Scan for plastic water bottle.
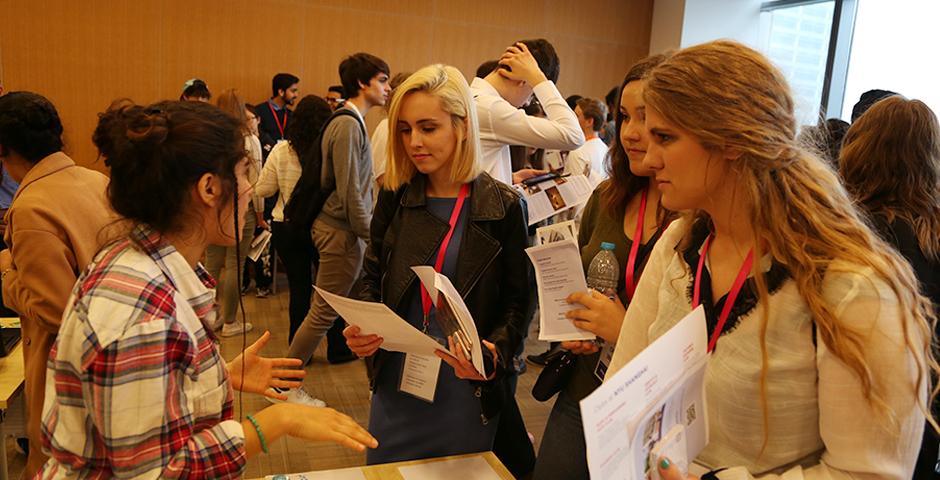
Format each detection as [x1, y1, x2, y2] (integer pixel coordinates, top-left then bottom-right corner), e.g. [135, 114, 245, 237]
[586, 242, 619, 300]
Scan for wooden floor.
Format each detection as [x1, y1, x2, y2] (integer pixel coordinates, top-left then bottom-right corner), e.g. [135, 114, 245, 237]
[6, 275, 557, 479]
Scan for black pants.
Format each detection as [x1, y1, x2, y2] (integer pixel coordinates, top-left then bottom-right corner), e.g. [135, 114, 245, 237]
[271, 221, 316, 342]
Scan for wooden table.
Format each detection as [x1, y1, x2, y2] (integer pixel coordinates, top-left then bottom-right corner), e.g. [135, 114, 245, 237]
[257, 451, 515, 480]
[0, 317, 25, 480]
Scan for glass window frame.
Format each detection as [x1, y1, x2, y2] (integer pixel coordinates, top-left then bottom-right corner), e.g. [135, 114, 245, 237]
[760, 0, 858, 122]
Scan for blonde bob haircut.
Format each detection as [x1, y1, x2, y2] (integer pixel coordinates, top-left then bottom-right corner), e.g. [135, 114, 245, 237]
[383, 64, 482, 190]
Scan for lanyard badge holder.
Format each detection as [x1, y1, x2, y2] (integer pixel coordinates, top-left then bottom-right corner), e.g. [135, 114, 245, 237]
[399, 184, 471, 403]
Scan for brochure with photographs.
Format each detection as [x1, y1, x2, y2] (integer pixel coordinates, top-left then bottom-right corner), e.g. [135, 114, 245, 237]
[411, 266, 486, 377]
[515, 174, 594, 225]
[580, 307, 709, 480]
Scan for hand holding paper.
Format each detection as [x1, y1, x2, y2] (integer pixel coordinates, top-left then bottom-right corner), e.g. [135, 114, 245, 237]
[343, 325, 384, 358]
[526, 241, 595, 341]
[564, 290, 627, 343]
[314, 287, 444, 357]
[412, 266, 487, 377]
[579, 307, 709, 480]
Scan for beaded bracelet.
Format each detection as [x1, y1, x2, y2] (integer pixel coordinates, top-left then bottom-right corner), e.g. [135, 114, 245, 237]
[246, 414, 269, 454]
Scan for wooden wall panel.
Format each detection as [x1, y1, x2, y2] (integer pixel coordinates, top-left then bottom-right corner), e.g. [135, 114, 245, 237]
[0, 0, 652, 171]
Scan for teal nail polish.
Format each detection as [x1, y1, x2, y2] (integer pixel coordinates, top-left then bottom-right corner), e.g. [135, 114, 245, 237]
[659, 457, 671, 470]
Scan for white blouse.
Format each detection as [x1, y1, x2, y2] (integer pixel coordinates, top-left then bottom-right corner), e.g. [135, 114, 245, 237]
[606, 219, 926, 479]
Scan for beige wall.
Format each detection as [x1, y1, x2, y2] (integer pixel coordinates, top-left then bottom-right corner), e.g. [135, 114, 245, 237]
[0, 0, 652, 172]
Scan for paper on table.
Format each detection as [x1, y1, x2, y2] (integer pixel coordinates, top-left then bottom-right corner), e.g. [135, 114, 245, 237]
[264, 466, 366, 480]
[314, 287, 445, 357]
[411, 266, 485, 377]
[580, 306, 709, 480]
[398, 455, 502, 480]
[526, 241, 595, 341]
[516, 174, 593, 225]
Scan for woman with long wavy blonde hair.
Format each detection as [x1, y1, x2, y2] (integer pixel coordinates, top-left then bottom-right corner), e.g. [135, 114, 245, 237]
[840, 94, 940, 478]
[569, 40, 937, 479]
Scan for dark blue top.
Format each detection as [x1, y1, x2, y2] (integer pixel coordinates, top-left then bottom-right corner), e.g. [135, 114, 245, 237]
[366, 196, 498, 464]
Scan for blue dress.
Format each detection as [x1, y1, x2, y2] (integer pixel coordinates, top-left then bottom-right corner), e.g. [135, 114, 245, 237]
[366, 197, 498, 464]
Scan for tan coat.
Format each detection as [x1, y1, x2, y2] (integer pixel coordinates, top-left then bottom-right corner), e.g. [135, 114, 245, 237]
[2, 152, 114, 476]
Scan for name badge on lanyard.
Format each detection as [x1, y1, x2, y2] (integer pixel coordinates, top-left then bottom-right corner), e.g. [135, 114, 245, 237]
[399, 184, 470, 403]
[400, 353, 441, 403]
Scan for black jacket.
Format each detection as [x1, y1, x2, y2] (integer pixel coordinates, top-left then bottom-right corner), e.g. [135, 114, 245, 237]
[361, 172, 532, 420]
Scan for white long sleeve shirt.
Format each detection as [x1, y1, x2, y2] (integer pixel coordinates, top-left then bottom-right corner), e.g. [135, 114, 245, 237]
[607, 219, 926, 480]
[470, 77, 585, 185]
[254, 141, 301, 222]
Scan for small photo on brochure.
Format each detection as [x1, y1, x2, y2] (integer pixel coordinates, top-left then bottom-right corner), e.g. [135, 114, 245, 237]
[553, 176, 568, 185]
[545, 186, 567, 211]
[535, 220, 578, 246]
[526, 183, 543, 195]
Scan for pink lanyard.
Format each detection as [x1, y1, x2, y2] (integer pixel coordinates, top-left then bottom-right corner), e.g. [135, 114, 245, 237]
[624, 188, 648, 302]
[420, 184, 470, 332]
[692, 235, 754, 353]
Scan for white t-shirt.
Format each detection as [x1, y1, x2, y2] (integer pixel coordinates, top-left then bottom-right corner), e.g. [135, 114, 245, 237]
[370, 117, 389, 182]
[563, 137, 608, 188]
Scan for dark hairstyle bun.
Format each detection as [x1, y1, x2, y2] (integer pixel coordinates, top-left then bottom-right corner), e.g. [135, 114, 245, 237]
[93, 100, 244, 233]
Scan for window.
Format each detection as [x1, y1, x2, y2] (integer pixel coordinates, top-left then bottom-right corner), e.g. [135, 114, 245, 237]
[840, 0, 940, 120]
[758, 1, 836, 126]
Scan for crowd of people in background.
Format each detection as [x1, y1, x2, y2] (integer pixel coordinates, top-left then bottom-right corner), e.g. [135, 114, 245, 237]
[0, 34, 937, 480]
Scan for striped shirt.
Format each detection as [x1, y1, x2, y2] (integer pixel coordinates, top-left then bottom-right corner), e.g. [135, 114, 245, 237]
[39, 225, 247, 479]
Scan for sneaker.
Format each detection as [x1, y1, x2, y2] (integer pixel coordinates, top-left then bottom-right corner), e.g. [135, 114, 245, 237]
[220, 321, 253, 337]
[255, 287, 271, 298]
[266, 386, 326, 408]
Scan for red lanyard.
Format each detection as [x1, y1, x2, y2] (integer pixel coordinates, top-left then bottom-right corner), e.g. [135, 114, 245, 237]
[624, 188, 648, 302]
[693, 235, 754, 352]
[267, 102, 287, 139]
[420, 184, 470, 332]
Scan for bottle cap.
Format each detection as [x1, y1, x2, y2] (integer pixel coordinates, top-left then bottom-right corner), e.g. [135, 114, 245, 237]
[600, 242, 616, 251]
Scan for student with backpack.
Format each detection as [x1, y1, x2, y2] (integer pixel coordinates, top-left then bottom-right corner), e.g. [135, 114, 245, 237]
[273, 52, 391, 407]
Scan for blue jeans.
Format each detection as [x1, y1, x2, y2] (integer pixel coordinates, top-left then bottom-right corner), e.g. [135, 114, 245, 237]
[533, 389, 590, 480]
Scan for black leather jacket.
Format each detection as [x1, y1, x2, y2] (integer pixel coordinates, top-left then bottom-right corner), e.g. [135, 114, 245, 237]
[361, 172, 532, 421]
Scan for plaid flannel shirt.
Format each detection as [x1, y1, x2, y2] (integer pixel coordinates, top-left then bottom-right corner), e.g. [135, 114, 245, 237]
[39, 225, 247, 479]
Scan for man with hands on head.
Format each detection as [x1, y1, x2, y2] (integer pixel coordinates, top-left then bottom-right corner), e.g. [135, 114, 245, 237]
[471, 39, 585, 186]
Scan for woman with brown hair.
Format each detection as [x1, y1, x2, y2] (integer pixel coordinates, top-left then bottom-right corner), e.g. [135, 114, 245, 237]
[532, 53, 673, 480]
[569, 40, 936, 479]
[39, 100, 376, 478]
[206, 88, 264, 336]
[840, 95, 940, 478]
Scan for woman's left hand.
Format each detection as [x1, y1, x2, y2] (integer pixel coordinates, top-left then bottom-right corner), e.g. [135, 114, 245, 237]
[227, 330, 306, 400]
[565, 290, 627, 344]
[436, 337, 498, 381]
[655, 457, 698, 480]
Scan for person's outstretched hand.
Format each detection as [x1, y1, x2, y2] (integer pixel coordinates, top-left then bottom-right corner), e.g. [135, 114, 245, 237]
[227, 330, 305, 401]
